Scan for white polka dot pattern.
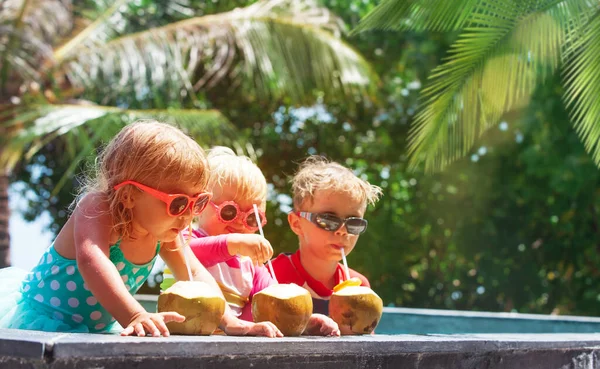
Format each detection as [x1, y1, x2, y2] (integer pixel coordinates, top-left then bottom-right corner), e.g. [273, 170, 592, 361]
[68, 298, 79, 308]
[21, 241, 159, 332]
[50, 297, 61, 307]
[90, 311, 102, 321]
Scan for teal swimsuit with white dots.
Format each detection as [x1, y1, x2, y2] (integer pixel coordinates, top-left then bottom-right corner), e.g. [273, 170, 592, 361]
[0, 240, 159, 333]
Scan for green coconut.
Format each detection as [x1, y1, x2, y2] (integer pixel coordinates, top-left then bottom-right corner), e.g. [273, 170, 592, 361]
[252, 283, 313, 336]
[157, 281, 226, 335]
[329, 285, 383, 335]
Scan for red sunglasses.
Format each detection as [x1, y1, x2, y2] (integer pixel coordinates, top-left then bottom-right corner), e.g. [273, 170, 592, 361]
[210, 201, 267, 231]
[114, 180, 212, 217]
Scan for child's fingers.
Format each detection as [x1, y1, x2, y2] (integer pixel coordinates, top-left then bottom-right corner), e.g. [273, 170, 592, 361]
[134, 323, 146, 336]
[258, 240, 272, 264]
[264, 322, 283, 338]
[121, 325, 135, 336]
[161, 311, 186, 323]
[264, 240, 274, 260]
[153, 317, 171, 337]
[143, 320, 161, 337]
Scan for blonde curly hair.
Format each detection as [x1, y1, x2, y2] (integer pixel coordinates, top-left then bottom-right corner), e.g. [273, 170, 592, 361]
[291, 156, 382, 210]
[80, 120, 209, 240]
[206, 146, 267, 203]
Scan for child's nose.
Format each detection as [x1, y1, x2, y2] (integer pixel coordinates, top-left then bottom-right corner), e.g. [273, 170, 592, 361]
[334, 223, 349, 236]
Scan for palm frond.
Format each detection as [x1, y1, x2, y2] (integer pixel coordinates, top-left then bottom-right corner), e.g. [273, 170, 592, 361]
[53, 0, 132, 63]
[352, 0, 481, 33]
[0, 102, 236, 171]
[0, 0, 72, 92]
[563, 9, 600, 165]
[406, 1, 572, 171]
[57, 0, 377, 106]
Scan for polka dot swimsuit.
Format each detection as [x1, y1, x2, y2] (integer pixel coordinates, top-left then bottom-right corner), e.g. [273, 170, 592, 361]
[20, 241, 160, 333]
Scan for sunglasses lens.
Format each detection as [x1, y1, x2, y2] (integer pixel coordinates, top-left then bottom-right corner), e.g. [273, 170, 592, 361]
[169, 196, 189, 216]
[192, 195, 210, 215]
[220, 204, 238, 221]
[345, 218, 368, 235]
[246, 212, 266, 228]
[314, 213, 342, 232]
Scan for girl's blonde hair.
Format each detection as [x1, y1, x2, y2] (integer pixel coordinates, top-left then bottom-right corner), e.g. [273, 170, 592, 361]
[291, 156, 382, 209]
[81, 120, 209, 240]
[207, 146, 267, 203]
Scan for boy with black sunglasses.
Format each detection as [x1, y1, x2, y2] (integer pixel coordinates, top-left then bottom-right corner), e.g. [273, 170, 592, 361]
[271, 156, 382, 316]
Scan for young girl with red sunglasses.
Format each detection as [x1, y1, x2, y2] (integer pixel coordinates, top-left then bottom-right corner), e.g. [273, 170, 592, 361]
[0, 121, 281, 338]
[182, 147, 340, 336]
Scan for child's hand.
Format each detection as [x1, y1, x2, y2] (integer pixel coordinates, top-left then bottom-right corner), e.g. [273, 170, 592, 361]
[303, 314, 341, 336]
[121, 311, 185, 337]
[246, 321, 284, 337]
[226, 234, 273, 265]
[221, 314, 283, 337]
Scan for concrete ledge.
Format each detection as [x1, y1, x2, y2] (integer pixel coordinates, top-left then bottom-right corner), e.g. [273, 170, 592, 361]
[2, 329, 600, 369]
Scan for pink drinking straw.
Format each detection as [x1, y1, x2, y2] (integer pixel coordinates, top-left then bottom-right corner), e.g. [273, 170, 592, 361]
[253, 204, 278, 284]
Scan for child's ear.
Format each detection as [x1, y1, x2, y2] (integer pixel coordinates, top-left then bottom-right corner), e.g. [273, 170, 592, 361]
[119, 189, 136, 209]
[288, 212, 302, 236]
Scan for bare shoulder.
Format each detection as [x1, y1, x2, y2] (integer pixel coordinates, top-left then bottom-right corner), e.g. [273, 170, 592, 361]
[75, 192, 111, 216]
[54, 192, 113, 258]
[72, 192, 114, 240]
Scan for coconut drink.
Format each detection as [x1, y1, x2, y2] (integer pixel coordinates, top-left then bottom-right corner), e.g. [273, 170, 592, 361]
[252, 283, 313, 336]
[329, 278, 383, 335]
[157, 280, 226, 335]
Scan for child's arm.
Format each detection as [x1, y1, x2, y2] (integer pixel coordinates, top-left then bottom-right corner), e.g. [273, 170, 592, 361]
[188, 233, 233, 267]
[160, 240, 283, 338]
[74, 194, 184, 337]
[224, 234, 273, 265]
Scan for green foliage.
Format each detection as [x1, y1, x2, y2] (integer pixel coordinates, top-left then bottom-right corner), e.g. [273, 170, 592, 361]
[11, 0, 600, 319]
[354, 0, 600, 172]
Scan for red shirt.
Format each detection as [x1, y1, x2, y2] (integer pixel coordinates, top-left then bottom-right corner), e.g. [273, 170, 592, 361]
[270, 250, 370, 315]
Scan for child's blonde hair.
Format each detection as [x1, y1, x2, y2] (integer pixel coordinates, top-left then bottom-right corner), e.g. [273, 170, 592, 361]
[82, 120, 209, 240]
[291, 156, 382, 210]
[207, 146, 267, 203]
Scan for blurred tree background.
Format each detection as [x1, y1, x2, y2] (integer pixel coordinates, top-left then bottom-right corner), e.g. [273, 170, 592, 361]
[7, 0, 600, 317]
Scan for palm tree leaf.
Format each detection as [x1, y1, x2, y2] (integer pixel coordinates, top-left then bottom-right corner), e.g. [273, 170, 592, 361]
[53, 0, 132, 63]
[57, 0, 377, 106]
[0, 0, 72, 92]
[0, 103, 236, 171]
[352, 0, 481, 33]
[407, 0, 574, 171]
[563, 9, 600, 165]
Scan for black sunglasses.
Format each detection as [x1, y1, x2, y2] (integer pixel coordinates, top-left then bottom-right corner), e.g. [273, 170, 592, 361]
[296, 212, 368, 235]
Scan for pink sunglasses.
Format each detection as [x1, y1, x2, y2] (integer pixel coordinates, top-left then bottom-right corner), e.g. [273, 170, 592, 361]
[210, 201, 267, 231]
[114, 180, 212, 217]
